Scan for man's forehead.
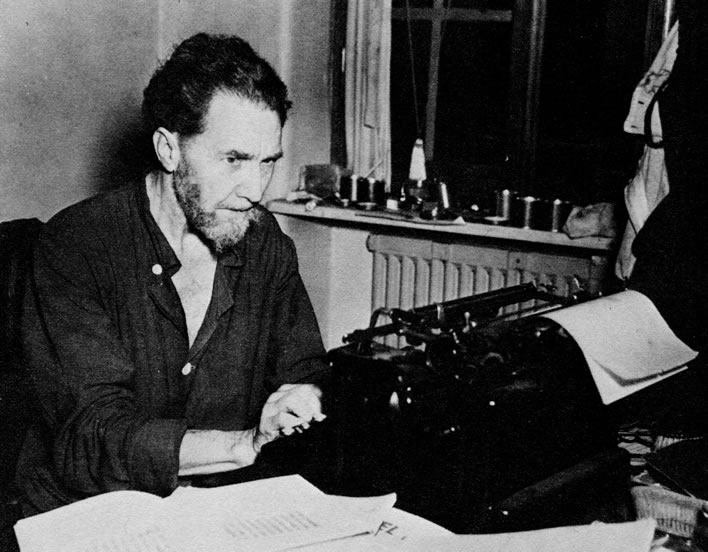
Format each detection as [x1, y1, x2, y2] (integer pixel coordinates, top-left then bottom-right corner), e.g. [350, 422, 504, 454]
[200, 92, 282, 153]
[205, 92, 278, 125]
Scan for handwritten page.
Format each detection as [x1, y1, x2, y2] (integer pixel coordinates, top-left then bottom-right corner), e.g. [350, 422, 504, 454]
[543, 290, 698, 404]
[294, 506, 453, 551]
[397, 519, 657, 552]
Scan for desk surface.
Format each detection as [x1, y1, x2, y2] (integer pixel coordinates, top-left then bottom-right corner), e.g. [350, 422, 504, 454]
[267, 199, 615, 253]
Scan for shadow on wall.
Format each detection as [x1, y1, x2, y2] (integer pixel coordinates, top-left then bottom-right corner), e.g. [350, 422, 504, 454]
[89, 106, 153, 192]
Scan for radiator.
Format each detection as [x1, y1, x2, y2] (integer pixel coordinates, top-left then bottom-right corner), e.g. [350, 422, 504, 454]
[367, 233, 605, 346]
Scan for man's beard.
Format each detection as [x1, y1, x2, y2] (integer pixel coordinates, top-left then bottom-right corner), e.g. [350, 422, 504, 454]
[172, 160, 261, 255]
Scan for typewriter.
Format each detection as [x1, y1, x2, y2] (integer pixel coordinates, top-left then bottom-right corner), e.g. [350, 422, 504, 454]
[327, 282, 632, 532]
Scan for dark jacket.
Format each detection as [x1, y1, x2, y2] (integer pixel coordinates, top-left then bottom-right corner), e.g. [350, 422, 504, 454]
[17, 182, 328, 514]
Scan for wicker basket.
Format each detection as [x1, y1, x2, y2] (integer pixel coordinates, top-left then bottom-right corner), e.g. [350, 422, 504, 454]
[632, 485, 708, 538]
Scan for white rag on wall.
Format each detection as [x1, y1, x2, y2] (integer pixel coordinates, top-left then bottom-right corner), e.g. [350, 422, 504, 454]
[615, 22, 679, 280]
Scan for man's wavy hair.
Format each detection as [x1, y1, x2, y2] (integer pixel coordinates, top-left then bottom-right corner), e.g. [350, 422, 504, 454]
[142, 33, 292, 169]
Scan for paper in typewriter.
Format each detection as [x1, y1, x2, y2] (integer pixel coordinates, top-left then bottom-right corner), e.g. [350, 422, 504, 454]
[542, 290, 698, 404]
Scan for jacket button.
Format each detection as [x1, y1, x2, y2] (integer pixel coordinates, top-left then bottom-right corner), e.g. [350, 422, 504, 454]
[181, 363, 193, 376]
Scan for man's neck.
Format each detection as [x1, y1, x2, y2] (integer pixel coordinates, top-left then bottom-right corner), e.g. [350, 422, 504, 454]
[146, 173, 216, 346]
[145, 171, 212, 260]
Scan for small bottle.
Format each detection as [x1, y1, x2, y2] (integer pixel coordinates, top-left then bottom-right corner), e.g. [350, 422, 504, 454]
[438, 179, 451, 210]
[408, 180, 426, 211]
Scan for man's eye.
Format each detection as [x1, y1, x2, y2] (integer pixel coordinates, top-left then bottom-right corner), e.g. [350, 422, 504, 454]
[226, 157, 238, 164]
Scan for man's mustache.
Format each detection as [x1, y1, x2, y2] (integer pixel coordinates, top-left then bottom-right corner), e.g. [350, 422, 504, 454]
[215, 201, 254, 212]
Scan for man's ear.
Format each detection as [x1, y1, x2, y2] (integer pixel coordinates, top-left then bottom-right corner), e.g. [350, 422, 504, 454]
[152, 127, 181, 172]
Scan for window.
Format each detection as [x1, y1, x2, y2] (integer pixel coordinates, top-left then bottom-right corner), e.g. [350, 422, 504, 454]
[332, 0, 668, 209]
[391, 0, 516, 207]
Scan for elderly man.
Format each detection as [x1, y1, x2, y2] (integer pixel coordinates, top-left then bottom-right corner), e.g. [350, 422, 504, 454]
[17, 33, 329, 515]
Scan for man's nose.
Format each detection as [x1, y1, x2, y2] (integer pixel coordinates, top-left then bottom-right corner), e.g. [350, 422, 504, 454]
[234, 165, 265, 204]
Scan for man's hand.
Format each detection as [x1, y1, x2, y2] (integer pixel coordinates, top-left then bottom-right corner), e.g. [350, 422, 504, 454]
[253, 383, 326, 453]
[178, 384, 325, 476]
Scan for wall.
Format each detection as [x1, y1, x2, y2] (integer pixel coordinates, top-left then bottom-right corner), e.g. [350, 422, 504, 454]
[0, 0, 351, 346]
[0, 1, 157, 221]
[0, 0, 333, 221]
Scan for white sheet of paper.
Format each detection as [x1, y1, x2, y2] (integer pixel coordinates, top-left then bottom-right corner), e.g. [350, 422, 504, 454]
[15, 475, 397, 552]
[397, 519, 657, 552]
[160, 475, 396, 552]
[543, 290, 697, 404]
[14, 490, 176, 552]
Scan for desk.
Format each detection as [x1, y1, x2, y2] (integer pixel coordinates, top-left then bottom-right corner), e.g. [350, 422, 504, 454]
[187, 422, 634, 535]
[3, 415, 638, 549]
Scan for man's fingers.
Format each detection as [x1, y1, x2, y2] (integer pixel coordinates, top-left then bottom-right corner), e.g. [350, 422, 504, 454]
[262, 397, 319, 422]
[270, 411, 308, 435]
[265, 384, 324, 421]
[257, 384, 326, 442]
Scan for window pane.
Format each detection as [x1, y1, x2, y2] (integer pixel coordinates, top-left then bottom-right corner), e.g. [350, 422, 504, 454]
[391, 19, 431, 188]
[434, 20, 511, 167]
[536, 0, 649, 204]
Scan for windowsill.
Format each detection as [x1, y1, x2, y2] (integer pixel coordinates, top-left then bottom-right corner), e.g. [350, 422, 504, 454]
[267, 199, 615, 252]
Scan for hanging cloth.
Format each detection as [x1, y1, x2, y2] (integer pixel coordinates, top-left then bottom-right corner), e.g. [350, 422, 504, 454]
[345, 0, 392, 188]
[615, 22, 679, 281]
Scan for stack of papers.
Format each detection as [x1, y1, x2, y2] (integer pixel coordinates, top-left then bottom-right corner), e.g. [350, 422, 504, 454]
[15, 475, 396, 552]
[15, 474, 658, 551]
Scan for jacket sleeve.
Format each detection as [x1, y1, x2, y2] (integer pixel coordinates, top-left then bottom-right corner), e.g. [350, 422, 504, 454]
[23, 223, 187, 498]
[267, 231, 331, 392]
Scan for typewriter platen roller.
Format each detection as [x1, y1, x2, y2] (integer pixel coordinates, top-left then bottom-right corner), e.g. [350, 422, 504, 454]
[328, 282, 623, 532]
